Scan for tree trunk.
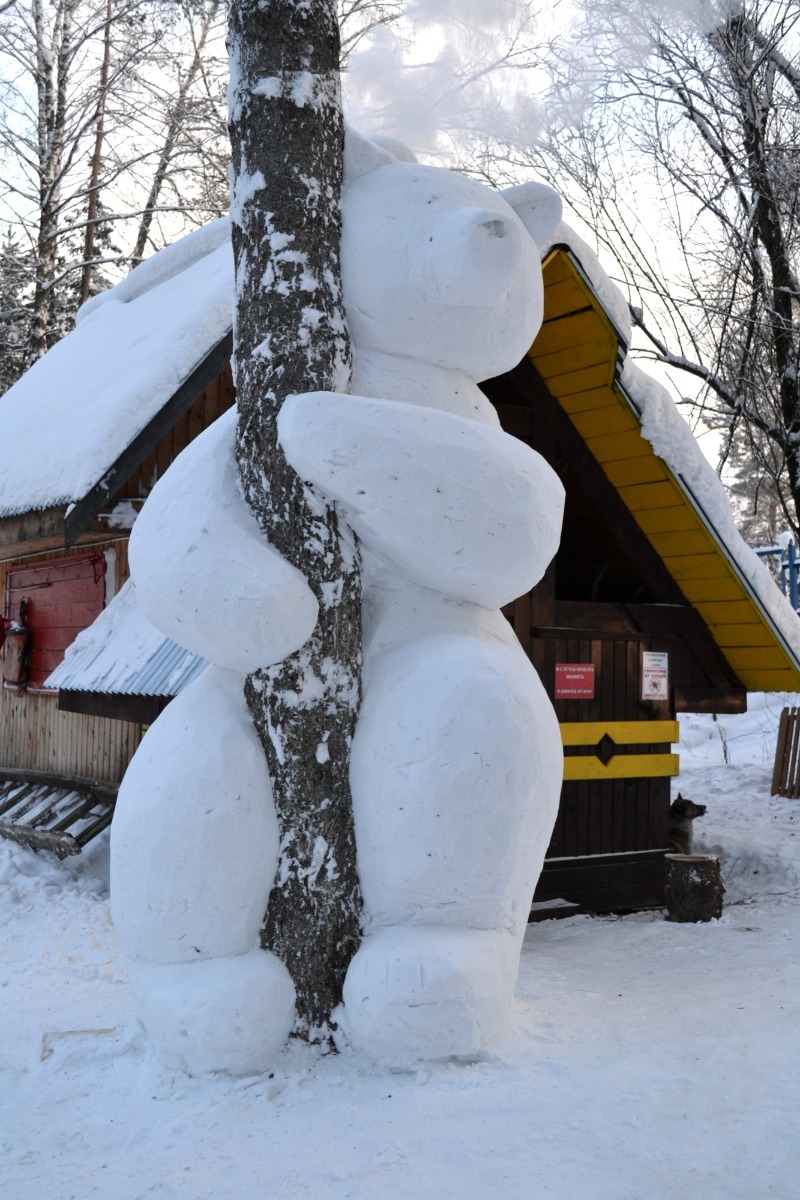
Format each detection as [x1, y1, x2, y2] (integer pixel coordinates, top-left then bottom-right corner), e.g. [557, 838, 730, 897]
[130, 0, 223, 268]
[80, 0, 112, 305]
[228, 0, 362, 1041]
[717, 14, 800, 532]
[29, 0, 78, 361]
[665, 855, 725, 923]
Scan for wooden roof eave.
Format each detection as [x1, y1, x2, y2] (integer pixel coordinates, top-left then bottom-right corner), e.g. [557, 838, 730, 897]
[0, 330, 233, 560]
[63, 328, 233, 548]
[63, 333, 235, 549]
[0, 504, 69, 559]
[531, 245, 800, 694]
[617, 375, 800, 687]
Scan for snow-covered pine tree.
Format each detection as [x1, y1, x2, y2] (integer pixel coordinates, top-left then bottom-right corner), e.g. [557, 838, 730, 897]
[0, 231, 32, 395]
[227, 0, 362, 1039]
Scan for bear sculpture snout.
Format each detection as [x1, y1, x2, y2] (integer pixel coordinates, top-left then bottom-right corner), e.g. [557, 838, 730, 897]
[430, 207, 525, 306]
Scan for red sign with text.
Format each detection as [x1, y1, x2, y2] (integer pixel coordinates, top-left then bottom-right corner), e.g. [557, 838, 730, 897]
[555, 663, 595, 699]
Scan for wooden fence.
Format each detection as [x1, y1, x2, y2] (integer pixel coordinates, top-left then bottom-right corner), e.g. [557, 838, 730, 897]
[771, 707, 800, 797]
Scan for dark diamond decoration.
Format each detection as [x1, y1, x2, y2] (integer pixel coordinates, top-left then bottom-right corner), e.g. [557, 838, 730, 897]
[595, 733, 617, 766]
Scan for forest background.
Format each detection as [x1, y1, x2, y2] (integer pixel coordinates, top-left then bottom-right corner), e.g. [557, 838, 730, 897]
[1, 0, 798, 547]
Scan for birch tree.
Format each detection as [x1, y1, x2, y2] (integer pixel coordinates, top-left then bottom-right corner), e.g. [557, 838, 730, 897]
[0, 0, 231, 374]
[0, 0, 160, 359]
[128, 0, 229, 267]
[228, 0, 362, 1038]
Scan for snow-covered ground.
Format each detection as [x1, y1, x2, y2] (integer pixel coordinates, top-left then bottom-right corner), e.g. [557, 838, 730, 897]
[2, 693, 798, 1200]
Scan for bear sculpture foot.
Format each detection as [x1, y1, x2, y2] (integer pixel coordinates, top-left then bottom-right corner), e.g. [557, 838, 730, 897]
[342, 924, 517, 1065]
[128, 949, 296, 1076]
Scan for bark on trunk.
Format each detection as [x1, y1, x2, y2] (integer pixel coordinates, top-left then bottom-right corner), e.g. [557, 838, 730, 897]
[29, 0, 78, 361]
[717, 15, 800, 531]
[228, 0, 362, 1040]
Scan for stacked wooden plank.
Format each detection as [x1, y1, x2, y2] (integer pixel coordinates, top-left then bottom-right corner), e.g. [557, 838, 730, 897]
[0, 769, 116, 858]
[772, 707, 800, 798]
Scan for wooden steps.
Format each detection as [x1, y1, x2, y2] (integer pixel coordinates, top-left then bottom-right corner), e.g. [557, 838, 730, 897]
[0, 769, 116, 858]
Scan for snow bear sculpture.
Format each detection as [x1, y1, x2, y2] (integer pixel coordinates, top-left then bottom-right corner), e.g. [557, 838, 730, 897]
[111, 133, 566, 1074]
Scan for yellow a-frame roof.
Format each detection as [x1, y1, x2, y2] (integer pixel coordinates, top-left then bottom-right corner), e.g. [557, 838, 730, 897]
[530, 245, 800, 694]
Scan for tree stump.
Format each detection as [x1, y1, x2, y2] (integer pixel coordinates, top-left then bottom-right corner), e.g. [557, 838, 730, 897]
[665, 854, 724, 922]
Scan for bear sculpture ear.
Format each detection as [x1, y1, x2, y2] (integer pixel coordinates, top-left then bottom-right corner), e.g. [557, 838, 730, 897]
[501, 181, 562, 250]
[344, 126, 398, 183]
[370, 134, 418, 164]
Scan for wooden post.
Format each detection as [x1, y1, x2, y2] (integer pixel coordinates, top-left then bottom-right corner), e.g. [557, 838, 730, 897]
[665, 854, 724, 922]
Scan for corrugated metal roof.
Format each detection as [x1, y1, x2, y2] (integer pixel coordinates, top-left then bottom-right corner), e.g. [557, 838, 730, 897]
[45, 580, 206, 697]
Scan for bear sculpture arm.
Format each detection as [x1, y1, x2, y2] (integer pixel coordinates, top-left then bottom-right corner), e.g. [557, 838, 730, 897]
[278, 390, 565, 609]
[128, 408, 319, 673]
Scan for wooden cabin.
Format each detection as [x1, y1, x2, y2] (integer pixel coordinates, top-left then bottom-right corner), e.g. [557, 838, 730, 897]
[0, 222, 235, 852]
[0, 357, 233, 855]
[486, 243, 800, 910]
[2, 219, 799, 901]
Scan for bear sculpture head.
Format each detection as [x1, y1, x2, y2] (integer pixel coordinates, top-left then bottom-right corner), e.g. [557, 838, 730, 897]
[341, 131, 562, 381]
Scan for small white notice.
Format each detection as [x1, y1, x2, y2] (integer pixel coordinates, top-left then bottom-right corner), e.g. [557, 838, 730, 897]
[642, 651, 669, 700]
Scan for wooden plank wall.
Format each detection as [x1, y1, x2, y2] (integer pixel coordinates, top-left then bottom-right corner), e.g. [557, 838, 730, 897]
[0, 686, 140, 782]
[523, 620, 672, 859]
[0, 366, 235, 786]
[1, 543, 141, 784]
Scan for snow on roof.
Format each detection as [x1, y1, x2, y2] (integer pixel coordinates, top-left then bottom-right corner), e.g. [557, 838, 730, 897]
[621, 359, 800, 664]
[45, 580, 206, 696]
[8, 202, 798, 687]
[0, 218, 233, 519]
[545, 221, 633, 347]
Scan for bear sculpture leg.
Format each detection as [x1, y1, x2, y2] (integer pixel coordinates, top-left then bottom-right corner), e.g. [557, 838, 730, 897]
[111, 667, 296, 1075]
[342, 631, 563, 1062]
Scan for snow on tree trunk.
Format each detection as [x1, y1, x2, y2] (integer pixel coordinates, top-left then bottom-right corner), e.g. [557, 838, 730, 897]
[227, 0, 362, 1039]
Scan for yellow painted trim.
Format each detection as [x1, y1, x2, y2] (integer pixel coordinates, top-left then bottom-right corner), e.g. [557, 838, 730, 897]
[559, 385, 624, 415]
[536, 310, 610, 355]
[722, 646, 790, 670]
[585, 429, 650, 463]
[529, 246, 800, 694]
[563, 753, 680, 781]
[569, 405, 637, 439]
[688, 600, 762, 624]
[603, 457, 668, 487]
[534, 338, 617, 383]
[648, 530, 718, 558]
[666, 554, 730, 582]
[633, 505, 706, 535]
[676, 578, 748, 602]
[543, 277, 593, 312]
[616, 481, 678, 509]
[546, 364, 613, 399]
[540, 248, 575, 285]
[560, 720, 679, 746]
[713, 633, 778, 652]
[732, 669, 800, 689]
